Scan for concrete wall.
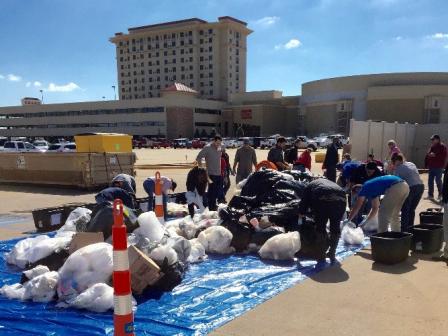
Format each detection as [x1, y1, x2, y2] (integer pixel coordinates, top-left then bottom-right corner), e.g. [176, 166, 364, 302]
[305, 104, 337, 136]
[367, 99, 425, 124]
[166, 107, 193, 138]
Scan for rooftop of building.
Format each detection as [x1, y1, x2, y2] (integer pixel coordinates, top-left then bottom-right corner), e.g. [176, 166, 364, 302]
[161, 82, 198, 94]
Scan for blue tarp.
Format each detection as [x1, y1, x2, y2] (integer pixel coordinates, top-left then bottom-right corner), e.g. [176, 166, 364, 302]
[0, 235, 369, 336]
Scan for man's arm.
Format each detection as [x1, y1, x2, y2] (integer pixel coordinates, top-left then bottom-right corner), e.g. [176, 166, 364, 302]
[365, 197, 380, 221]
[233, 149, 239, 172]
[348, 195, 367, 222]
[252, 150, 258, 168]
[196, 147, 207, 164]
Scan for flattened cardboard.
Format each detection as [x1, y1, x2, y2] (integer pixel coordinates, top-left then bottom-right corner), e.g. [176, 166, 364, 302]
[128, 245, 163, 294]
[69, 232, 104, 254]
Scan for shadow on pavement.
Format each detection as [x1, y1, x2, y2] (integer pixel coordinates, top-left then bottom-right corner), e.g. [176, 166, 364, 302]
[309, 264, 350, 284]
[356, 251, 418, 274]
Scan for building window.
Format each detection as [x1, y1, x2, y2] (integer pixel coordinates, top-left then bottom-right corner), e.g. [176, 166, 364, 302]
[189, 56, 193, 62]
[189, 39, 193, 44]
[171, 41, 175, 47]
[149, 69, 152, 74]
[189, 65, 193, 70]
[209, 89, 213, 95]
[208, 29, 213, 34]
[181, 49, 184, 54]
[181, 57, 184, 63]
[181, 74, 185, 80]
[180, 32, 184, 37]
[172, 50, 176, 55]
[156, 52, 159, 57]
[200, 73, 203, 78]
[190, 82, 194, 87]
[209, 46, 212, 51]
[172, 67, 176, 72]
[200, 65, 204, 70]
[209, 55, 213, 60]
[120, 57, 123, 61]
[209, 72, 213, 77]
[199, 30, 203, 35]
[188, 31, 192, 36]
[173, 58, 176, 63]
[200, 56, 204, 61]
[165, 76, 168, 81]
[209, 81, 213, 86]
[209, 37, 212, 43]
[189, 48, 193, 53]
[181, 66, 185, 71]
[200, 39, 204, 44]
[190, 74, 193, 79]
[156, 60, 160, 65]
[200, 82, 204, 87]
[200, 47, 204, 52]
[164, 59, 168, 65]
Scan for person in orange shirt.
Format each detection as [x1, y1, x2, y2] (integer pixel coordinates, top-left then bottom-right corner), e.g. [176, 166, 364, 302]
[294, 148, 312, 172]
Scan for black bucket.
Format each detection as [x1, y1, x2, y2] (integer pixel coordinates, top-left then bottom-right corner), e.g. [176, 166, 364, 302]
[370, 231, 413, 265]
[411, 224, 444, 254]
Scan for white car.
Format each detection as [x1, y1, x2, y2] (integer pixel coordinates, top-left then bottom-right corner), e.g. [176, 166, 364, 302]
[33, 140, 50, 151]
[2, 141, 45, 152]
[47, 142, 77, 152]
[260, 137, 276, 149]
[223, 138, 237, 148]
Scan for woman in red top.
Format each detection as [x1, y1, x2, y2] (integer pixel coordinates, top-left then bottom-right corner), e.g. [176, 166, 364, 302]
[293, 148, 312, 172]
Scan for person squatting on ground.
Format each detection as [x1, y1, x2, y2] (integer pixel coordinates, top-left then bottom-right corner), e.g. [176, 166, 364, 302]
[298, 178, 347, 263]
[390, 153, 424, 232]
[233, 138, 257, 184]
[143, 175, 177, 220]
[185, 166, 208, 217]
[267, 137, 289, 171]
[196, 135, 223, 211]
[366, 153, 384, 169]
[425, 134, 447, 200]
[95, 173, 137, 209]
[219, 147, 231, 203]
[322, 137, 340, 182]
[348, 175, 409, 232]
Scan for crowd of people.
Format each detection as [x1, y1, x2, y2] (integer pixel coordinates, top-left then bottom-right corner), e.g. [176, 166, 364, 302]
[96, 133, 448, 263]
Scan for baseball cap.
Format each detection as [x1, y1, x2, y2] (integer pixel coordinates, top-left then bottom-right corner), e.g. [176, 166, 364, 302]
[430, 134, 440, 140]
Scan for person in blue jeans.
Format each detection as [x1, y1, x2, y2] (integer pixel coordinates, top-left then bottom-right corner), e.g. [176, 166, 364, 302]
[143, 176, 177, 219]
[425, 134, 447, 200]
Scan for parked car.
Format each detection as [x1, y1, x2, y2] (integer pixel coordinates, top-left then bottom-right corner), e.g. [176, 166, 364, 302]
[33, 140, 50, 151]
[192, 138, 206, 149]
[173, 138, 190, 149]
[260, 137, 276, 149]
[236, 137, 254, 147]
[295, 136, 318, 151]
[2, 141, 45, 152]
[133, 137, 155, 149]
[223, 138, 237, 148]
[0, 136, 7, 148]
[153, 138, 172, 148]
[327, 134, 348, 148]
[47, 142, 77, 152]
[252, 137, 265, 149]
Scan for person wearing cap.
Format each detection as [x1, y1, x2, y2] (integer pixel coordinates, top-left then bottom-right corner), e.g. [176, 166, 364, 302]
[425, 134, 447, 200]
[233, 138, 257, 184]
[196, 135, 223, 211]
[95, 173, 137, 209]
[348, 175, 410, 232]
[390, 153, 424, 232]
[143, 175, 177, 218]
[322, 137, 339, 182]
[267, 137, 289, 171]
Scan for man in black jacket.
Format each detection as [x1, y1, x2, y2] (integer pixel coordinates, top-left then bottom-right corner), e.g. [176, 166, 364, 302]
[323, 138, 339, 182]
[298, 178, 347, 263]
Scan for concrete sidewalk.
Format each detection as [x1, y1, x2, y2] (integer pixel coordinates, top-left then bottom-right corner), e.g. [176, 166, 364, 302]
[212, 246, 448, 336]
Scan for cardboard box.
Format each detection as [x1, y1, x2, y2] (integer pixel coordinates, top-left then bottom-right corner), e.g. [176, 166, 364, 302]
[69, 232, 104, 254]
[128, 245, 163, 294]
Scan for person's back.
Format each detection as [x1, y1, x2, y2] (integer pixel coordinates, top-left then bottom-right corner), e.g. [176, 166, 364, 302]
[95, 187, 135, 209]
[234, 145, 257, 182]
[394, 161, 422, 187]
[359, 175, 403, 199]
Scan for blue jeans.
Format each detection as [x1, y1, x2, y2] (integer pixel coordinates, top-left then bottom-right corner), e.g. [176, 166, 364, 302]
[401, 184, 424, 232]
[208, 175, 223, 211]
[142, 179, 167, 218]
[428, 168, 444, 197]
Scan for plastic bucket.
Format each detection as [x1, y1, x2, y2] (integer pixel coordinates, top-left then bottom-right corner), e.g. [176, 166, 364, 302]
[370, 231, 413, 264]
[411, 224, 444, 254]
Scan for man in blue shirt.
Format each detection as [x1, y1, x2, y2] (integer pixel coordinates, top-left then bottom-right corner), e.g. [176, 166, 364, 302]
[348, 175, 409, 232]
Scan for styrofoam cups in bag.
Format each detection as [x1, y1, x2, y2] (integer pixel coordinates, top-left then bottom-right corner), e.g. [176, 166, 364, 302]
[137, 211, 166, 242]
[258, 232, 301, 260]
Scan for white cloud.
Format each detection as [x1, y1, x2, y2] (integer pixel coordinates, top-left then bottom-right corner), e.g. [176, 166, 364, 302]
[275, 38, 302, 50]
[428, 33, 448, 39]
[253, 16, 279, 27]
[26, 82, 31, 87]
[7, 74, 22, 82]
[395, 36, 403, 41]
[47, 82, 80, 92]
[33, 81, 42, 87]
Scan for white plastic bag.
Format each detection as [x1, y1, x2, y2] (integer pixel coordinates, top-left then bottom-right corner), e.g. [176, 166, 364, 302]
[341, 222, 365, 245]
[149, 245, 178, 266]
[165, 236, 191, 262]
[197, 226, 234, 254]
[6, 235, 72, 269]
[137, 211, 166, 242]
[57, 242, 113, 302]
[23, 265, 50, 281]
[58, 207, 92, 233]
[258, 232, 301, 261]
[68, 283, 114, 313]
[187, 238, 206, 263]
[360, 215, 378, 231]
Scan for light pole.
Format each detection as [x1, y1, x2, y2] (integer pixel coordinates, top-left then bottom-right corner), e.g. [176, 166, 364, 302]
[112, 85, 116, 100]
[39, 89, 44, 103]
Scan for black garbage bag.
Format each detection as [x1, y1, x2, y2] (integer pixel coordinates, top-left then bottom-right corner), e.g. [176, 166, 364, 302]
[151, 260, 186, 292]
[228, 195, 256, 210]
[219, 206, 246, 223]
[283, 170, 315, 182]
[221, 220, 253, 252]
[273, 180, 307, 198]
[241, 170, 286, 197]
[250, 199, 301, 230]
[296, 218, 329, 261]
[87, 203, 139, 239]
[250, 227, 283, 246]
[256, 188, 297, 205]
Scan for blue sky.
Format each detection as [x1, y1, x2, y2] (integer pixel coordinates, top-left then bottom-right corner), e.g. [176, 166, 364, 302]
[0, 0, 447, 106]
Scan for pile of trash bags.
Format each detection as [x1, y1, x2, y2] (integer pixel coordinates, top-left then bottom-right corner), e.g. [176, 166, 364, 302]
[0, 169, 369, 313]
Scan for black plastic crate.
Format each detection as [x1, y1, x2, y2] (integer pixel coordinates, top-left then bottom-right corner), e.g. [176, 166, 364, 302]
[370, 231, 413, 265]
[419, 208, 443, 225]
[411, 224, 444, 254]
[32, 207, 68, 232]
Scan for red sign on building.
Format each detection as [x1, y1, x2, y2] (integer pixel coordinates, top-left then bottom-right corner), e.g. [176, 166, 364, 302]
[241, 109, 252, 119]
